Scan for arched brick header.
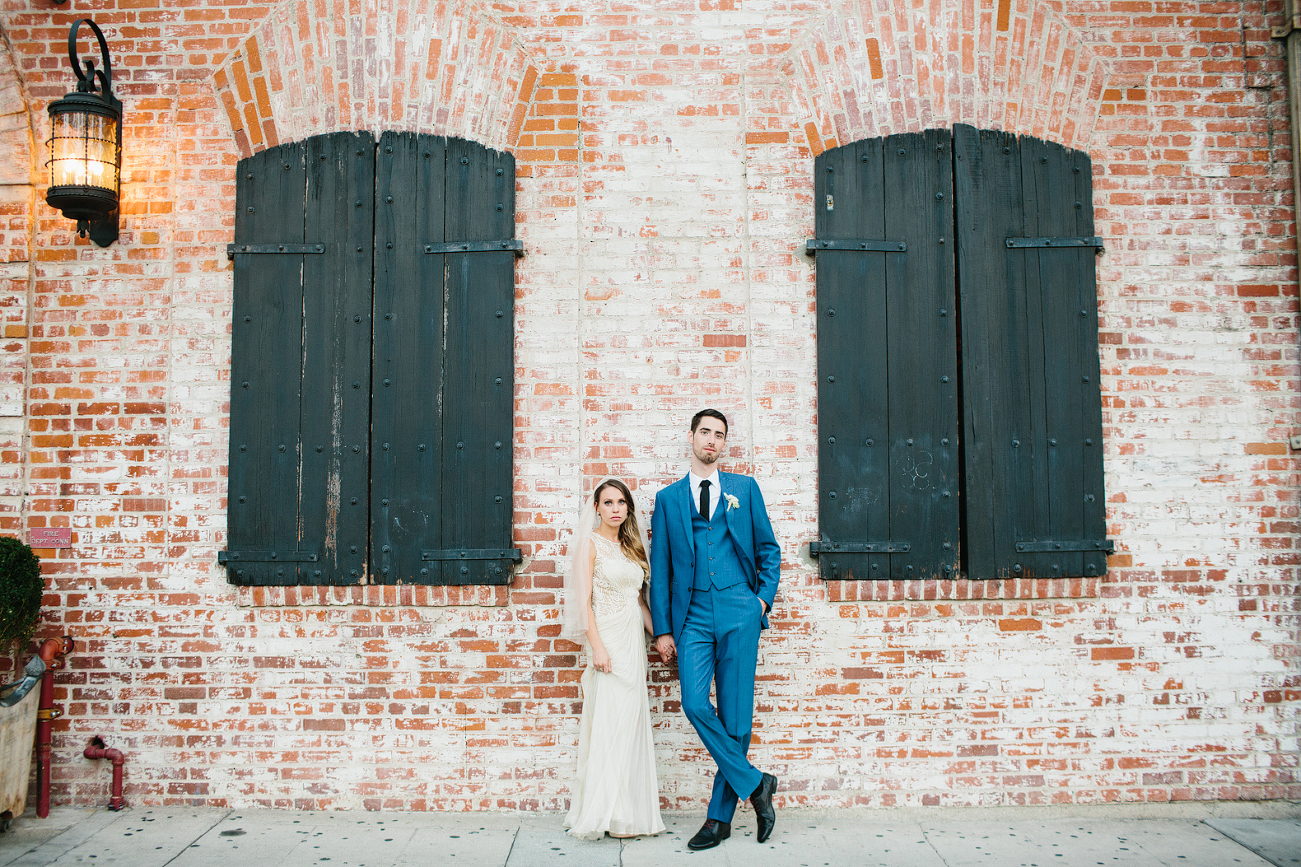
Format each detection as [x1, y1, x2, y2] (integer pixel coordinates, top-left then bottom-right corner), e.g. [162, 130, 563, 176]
[785, 0, 1109, 155]
[209, 0, 541, 157]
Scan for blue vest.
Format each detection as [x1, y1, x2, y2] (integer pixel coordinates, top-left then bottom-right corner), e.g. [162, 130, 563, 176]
[692, 499, 747, 590]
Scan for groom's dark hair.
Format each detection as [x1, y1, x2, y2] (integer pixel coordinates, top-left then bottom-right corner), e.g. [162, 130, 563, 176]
[690, 408, 728, 436]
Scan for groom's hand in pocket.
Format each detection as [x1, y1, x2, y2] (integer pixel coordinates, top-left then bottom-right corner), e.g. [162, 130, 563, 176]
[654, 633, 676, 663]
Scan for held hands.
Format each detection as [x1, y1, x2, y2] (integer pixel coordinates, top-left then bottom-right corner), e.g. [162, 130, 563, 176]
[654, 633, 676, 663]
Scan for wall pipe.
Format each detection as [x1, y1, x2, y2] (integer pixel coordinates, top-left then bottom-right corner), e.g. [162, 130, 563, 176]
[34, 636, 73, 819]
[1280, 1, 1301, 365]
[82, 736, 125, 811]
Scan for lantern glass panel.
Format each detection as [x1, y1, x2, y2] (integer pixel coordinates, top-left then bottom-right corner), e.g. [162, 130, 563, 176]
[48, 110, 118, 192]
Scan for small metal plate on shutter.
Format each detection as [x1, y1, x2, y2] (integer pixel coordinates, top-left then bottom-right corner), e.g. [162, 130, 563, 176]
[1004, 236, 1103, 249]
[219, 550, 320, 563]
[421, 548, 523, 562]
[423, 240, 524, 255]
[227, 243, 326, 258]
[1014, 539, 1114, 553]
[805, 238, 907, 253]
[810, 541, 911, 555]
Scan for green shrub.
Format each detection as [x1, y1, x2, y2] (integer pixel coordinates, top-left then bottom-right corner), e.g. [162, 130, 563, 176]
[0, 536, 43, 652]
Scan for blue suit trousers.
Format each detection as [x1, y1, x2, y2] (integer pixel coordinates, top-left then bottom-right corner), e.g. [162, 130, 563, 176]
[678, 581, 764, 823]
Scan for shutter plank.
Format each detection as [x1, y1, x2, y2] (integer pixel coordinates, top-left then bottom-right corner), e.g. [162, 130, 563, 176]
[815, 139, 890, 580]
[883, 129, 959, 580]
[440, 138, 515, 585]
[1029, 137, 1084, 577]
[228, 142, 307, 586]
[301, 131, 374, 585]
[1074, 154, 1108, 576]
[371, 132, 447, 584]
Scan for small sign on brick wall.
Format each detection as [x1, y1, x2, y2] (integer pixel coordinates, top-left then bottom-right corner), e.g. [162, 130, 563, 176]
[29, 527, 71, 548]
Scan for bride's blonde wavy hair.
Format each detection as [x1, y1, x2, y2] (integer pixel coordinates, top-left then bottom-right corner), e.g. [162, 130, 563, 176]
[592, 478, 649, 582]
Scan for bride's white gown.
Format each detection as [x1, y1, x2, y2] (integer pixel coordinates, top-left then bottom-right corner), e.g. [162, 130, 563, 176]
[564, 533, 665, 840]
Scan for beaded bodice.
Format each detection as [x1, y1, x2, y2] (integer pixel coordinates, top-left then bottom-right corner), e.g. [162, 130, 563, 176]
[590, 533, 646, 617]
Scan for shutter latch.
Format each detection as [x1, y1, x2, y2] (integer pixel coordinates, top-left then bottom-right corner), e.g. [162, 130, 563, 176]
[218, 550, 320, 563]
[810, 540, 911, 555]
[1013, 539, 1114, 553]
[805, 239, 907, 254]
[226, 243, 326, 260]
[1004, 236, 1104, 250]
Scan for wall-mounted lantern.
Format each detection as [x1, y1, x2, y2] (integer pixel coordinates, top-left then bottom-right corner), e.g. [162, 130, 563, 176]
[44, 19, 122, 248]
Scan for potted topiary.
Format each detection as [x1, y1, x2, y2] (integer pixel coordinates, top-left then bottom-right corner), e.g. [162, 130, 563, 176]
[0, 536, 43, 655]
[0, 536, 44, 831]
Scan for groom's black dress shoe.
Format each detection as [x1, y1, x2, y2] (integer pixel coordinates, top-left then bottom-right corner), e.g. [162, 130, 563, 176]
[750, 772, 778, 843]
[687, 819, 731, 850]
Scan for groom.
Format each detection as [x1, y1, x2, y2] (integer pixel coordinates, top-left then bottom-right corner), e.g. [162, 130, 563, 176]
[649, 408, 781, 849]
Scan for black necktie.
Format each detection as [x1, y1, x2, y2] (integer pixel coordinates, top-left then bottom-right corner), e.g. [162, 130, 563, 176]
[699, 480, 711, 519]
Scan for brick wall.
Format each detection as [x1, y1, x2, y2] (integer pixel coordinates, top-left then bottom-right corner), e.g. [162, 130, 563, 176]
[1, 0, 1296, 811]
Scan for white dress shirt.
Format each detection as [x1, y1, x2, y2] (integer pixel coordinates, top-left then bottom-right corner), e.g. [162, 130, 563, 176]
[689, 470, 721, 519]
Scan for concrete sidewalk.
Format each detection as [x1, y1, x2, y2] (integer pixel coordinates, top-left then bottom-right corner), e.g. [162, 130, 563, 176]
[1, 802, 1298, 867]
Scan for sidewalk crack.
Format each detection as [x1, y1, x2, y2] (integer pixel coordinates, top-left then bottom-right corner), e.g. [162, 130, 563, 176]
[159, 809, 234, 867]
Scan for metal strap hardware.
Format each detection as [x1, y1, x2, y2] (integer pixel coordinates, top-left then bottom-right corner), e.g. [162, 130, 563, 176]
[218, 550, 320, 563]
[226, 243, 326, 259]
[1004, 236, 1104, 249]
[422, 548, 523, 562]
[423, 240, 524, 255]
[810, 541, 911, 555]
[805, 239, 907, 254]
[1014, 539, 1114, 553]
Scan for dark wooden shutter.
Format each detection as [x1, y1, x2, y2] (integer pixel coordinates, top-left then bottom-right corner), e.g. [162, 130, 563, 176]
[370, 133, 517, 585]
[813, 129, 961, 580]
[954, 124, 1108, 578]
[226, 132, 375, 585]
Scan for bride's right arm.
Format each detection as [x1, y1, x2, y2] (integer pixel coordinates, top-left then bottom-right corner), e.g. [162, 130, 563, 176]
[579, 543, 611, 673]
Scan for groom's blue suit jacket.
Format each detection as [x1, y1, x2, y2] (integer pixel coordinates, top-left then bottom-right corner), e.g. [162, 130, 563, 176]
[649, 471, 781, 641]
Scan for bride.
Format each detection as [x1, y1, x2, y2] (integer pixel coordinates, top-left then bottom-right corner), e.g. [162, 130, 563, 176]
[563, 478, 666, 840]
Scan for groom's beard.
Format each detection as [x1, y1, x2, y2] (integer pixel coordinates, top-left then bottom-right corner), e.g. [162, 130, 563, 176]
[693, 446, 720, 465]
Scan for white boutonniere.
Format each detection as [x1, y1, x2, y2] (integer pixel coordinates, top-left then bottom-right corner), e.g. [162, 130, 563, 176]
[724, 493, 740, 512]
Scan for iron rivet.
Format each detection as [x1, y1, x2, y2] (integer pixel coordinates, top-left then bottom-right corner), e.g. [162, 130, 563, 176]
[385, 313, 392, 320]
[898, 148, 905, 155]
[941, 375, 949, 383]
[284, 163, 290, 170]
[1075, 202, 1082, 209]
[314, 570, 322, 578]
[357, 246, 363, 253]
[942, 437, 949, 446]
[386, 196, 393, 203]
[382, 545, 390, 552]
[495, 377, 503, 385]
[1085, 438, 1093, 446]
[1012, 439, 1020, 447]
[496, 310, 504, 318]
[421, 568, 429, 575]
[384, 379, 390, 386]
[461, 566, 469, 575]
[354, 315, 361, 322]
[456, 441, 464, 449]
[826, 167, 833, 173]
[1013, 563, 1022, 573]
[1080, 309, 1088, 317]
[907, 438, 913, 445]
[383, 443, 389, 450]
[418, 444, 425, 451]
[497, 168, 504, 175]
[242, 381, 249, 388]
[424, 152, 431, 158]
[495, 496, 503, 504]
[943, 490, 951, 498]
[350, 569, 358, 577]
[496, 204, 503, 211]
[315, 446, 322, 453]
[239, 445, 246, 452]
[939, 238, 945, 244]
[356, 200, 362, 208]
[246, 172, 253, 180]
[866, 439, 873, 446]
[247, 206, 254, 213]
[243, 316, 251, 322]
[1050, 438, 1057, 446]
[828, 436, 836, 444]
[827, 375, 835, 382]
[1074, 166, 1081, 174]
[1003, 146, 1010, 154]
[461, 157, 468, 164]
[353, 445, 360, 453]
[1082, 375, 1090, 382]
[278, 444, 286, 452]
[386, 146, 393, 154]
[237, 569, 245, 578]
[351, 546, 358, 554]
[353, 381, 360, 388]
[351, 498, 358, 505]
[934, 192, 943, 200]
[829, 492, 837, 499]
[495, 441, 502, 449]
[939, 309, 947, 316]
[382, 567, 389, 575]
[1041, 156, 1048, 163]
[828, 308, 836, 317]
[276, 569, 283, 577]
[238, 496, 246, 503]
[386, 242, 393, 249]
[943, 542, 951, 550]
